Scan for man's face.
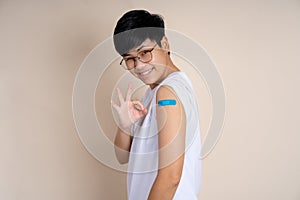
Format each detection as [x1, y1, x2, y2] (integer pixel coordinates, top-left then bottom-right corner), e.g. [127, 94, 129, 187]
[122, 38, 169, 88]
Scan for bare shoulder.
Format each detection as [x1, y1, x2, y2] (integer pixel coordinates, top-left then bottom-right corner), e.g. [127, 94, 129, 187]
[156, 85, 180, 103]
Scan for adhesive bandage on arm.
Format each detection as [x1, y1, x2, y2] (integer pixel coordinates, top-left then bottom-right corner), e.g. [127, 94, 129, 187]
[157, 99, 177, 107]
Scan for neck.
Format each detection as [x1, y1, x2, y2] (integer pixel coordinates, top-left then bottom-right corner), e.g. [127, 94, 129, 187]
[150, 59, 180, 89]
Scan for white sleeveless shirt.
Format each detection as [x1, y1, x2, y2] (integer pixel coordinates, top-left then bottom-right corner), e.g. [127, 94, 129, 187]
[127, 71, 201, 200]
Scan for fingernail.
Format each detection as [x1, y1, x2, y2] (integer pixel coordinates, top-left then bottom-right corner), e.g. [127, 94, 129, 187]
[134, 104, 142, 110]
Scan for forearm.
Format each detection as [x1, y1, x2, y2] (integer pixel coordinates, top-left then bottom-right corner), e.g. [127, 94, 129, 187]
[114, 127, 132, 164]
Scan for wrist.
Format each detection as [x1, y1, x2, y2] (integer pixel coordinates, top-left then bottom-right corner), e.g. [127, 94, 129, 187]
[120, 123, 133, 135]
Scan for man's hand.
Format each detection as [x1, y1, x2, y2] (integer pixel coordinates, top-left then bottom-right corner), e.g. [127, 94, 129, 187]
[111, 82, 148, 134]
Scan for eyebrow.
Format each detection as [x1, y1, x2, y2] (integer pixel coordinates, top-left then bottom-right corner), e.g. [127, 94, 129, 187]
[136, 45, 146, 52]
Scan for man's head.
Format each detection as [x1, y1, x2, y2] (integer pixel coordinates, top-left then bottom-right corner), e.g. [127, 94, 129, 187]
[113, 10, 178, 88]
[113, 10, 165, 56]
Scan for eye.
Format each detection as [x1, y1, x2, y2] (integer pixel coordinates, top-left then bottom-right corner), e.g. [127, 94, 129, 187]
[140, 50, 151, 56]
[124, 57, 135, 62]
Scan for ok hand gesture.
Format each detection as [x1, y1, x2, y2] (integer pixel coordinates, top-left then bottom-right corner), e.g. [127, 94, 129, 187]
[111, 82, 148, 134]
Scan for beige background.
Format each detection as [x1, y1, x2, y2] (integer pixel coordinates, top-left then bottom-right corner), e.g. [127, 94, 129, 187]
[1, 0, 300, 199]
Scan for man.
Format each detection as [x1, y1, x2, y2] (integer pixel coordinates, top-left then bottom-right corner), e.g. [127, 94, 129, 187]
[111, 10, 201, 200]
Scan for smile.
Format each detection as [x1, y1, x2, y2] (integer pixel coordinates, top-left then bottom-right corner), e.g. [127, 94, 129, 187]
[138, 67, 154, 77]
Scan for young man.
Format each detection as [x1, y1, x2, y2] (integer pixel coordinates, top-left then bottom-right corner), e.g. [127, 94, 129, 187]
[111, 10, 201, 200]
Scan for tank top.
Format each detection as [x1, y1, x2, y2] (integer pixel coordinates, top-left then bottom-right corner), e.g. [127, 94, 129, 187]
[127, 71, 201, 200]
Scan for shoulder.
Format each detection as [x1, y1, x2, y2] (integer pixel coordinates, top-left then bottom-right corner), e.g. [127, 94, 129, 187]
[155, 72, 193, 105]
[155, 85, 184, 114]
[156, 85, 179, 103]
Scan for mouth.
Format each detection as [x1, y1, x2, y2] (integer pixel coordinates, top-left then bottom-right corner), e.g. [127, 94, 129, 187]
[137, 67, 154, 77]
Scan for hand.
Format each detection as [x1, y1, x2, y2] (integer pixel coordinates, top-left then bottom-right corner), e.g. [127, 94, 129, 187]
[111, 82, 148, 134]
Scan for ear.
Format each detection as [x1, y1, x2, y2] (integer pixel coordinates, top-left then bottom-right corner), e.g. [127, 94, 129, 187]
[160, 36, 170, 53]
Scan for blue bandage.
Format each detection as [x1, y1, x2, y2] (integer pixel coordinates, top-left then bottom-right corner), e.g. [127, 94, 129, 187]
[158, 99, 177, 107]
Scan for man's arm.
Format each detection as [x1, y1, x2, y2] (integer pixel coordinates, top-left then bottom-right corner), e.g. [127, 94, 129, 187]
[148, 86, 186, 200]
[114, 128, 132, 164]
[112, 83, 147, 165]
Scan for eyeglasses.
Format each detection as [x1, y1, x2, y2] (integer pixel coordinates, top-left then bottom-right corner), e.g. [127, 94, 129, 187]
[120, 44, 158, 70]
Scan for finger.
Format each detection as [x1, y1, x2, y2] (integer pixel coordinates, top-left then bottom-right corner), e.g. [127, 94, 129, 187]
[111, 100, 120, 112]
[125, 82, 133, 101]
[134, 104, 142, 111]
[116, 87, 124, 104]
[131, 100, 145, 111]
[142, 108, 148, 115]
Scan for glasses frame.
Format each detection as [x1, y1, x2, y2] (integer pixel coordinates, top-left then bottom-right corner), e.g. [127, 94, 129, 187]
[119, 44, 158, 70]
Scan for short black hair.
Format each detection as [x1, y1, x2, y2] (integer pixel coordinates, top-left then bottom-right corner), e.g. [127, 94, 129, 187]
[113, 10, 165, 55]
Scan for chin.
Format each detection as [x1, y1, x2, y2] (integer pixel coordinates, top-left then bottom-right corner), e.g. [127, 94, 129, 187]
[142, 80, 154, 85]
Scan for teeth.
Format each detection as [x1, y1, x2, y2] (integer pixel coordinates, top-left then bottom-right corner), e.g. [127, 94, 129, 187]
[140, 68, 152, 76]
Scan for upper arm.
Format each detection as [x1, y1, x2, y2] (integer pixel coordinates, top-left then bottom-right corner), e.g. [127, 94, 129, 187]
[156, 86, 186, 180]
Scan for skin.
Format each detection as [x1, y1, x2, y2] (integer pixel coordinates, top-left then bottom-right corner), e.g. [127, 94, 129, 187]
[112, 36, 186, 199]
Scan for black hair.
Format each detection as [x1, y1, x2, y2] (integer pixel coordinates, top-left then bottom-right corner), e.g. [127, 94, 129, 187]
[113, 10, 165, 55]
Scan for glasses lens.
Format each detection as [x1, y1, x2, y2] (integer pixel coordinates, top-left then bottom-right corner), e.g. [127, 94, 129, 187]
[139, 51, 152, 63]
[124, 59, 134, 70]
[120, 46, 155, 70]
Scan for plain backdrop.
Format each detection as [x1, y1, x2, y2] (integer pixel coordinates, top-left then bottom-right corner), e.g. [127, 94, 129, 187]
[1, 0, 299, 200]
